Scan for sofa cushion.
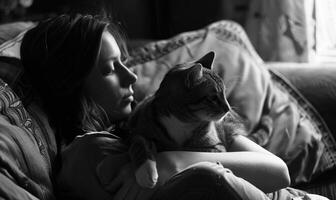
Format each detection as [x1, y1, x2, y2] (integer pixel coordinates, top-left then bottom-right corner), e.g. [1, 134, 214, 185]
[267, 63, 336, 139]
[127, 20, 336, 185]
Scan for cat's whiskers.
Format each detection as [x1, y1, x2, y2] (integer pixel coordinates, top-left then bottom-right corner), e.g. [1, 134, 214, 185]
[228, 105, 241, 114]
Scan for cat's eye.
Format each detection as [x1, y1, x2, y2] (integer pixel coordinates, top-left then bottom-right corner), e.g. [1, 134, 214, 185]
[208, 96, 223, 106]
[208, 95, 218, 102]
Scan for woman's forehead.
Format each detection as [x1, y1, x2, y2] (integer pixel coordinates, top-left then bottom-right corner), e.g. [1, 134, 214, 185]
[99, 32, 121, 60]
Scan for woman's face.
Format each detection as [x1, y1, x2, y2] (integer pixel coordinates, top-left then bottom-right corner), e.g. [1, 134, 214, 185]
[84, 31, 137, 122]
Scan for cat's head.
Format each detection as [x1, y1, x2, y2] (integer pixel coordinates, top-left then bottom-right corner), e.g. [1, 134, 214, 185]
[155, 51, 231, 123]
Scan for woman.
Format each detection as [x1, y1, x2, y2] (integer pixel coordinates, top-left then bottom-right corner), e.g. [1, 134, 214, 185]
[20, 14, 290, 200]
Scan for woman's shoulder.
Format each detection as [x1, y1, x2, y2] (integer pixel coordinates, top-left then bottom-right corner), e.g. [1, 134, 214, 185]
[62, 131, 128, 155]
[57, 131, 130, 200]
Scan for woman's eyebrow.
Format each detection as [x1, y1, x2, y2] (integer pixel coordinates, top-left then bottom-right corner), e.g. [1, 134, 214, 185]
[104, 55, 119, 62]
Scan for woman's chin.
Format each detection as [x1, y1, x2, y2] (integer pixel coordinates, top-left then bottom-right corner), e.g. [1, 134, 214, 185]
[109, 104, 133, 123]
[119, 104, 133, 119]
[123, 104, 133, 116]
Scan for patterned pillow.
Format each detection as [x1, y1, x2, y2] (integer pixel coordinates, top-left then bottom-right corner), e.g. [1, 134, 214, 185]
[127, 20, 336, 185]
[0, 78, 56, 199]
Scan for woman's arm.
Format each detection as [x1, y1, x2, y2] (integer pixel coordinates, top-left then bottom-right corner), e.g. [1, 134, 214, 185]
[156, 135, 290, 193]
[227, 134, 290, 191]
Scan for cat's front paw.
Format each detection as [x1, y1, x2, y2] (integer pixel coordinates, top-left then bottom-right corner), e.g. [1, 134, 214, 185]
[260, 115, 273, 129]
[249, 115, 273, 146]
[135, 160, 158, 188]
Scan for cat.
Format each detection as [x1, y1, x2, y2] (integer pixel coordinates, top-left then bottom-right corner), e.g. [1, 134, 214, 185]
[128, 51, 272, 188]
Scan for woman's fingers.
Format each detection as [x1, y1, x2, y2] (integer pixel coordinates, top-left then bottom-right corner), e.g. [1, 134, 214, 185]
[105, 164, 132, 194]
[136, 160, 158, 188]
[96, 154, 130, 193]
[104, 170, 123, 194]
[114, 178, 140, 200]
[104, 164, 142, 200]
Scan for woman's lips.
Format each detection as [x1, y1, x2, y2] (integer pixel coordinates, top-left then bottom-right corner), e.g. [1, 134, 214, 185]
[122, 94, 134, 103]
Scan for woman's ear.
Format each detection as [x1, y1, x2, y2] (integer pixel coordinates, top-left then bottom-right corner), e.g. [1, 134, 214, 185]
[196, 51, 216, 70]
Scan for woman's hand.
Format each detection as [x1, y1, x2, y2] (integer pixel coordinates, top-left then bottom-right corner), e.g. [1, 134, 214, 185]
[135, 160, 158, 188]
[228, 134, 291, 192]
[104, 164, 139, 200]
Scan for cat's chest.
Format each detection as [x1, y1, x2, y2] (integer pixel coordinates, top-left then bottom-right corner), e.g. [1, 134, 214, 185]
[160, 116, 226, 151]
[160, 116, 204, 146]
[183, 122, 226, 151]
[164, 123, 194, 146]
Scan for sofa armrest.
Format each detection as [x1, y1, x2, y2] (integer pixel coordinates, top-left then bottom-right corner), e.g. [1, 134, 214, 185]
[267, 62, 336, 139]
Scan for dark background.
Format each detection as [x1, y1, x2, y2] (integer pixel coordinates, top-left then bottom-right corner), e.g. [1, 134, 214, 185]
[0, 0, 250, 39]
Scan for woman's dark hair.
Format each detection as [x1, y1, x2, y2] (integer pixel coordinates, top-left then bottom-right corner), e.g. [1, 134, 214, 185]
[20, 14, 128, 144]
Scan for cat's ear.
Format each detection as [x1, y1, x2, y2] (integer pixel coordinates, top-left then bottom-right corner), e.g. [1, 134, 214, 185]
[191, 63, 203, 79]
[186, 63, 203, 88]
[196, 51, 215, 70]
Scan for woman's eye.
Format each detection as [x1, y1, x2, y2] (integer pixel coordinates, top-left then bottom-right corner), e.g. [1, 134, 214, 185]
[101, 65, 115, 76]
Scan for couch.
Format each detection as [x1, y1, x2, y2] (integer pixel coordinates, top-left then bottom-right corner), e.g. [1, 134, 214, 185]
[0, 18, 335, 200]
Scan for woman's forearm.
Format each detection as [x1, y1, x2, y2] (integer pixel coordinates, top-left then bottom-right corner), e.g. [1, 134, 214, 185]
[156, 135, 290, 193]
[156, 150, 289, 193]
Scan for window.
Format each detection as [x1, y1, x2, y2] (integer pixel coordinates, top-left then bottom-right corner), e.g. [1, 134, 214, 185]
[310, 0, 336, 62]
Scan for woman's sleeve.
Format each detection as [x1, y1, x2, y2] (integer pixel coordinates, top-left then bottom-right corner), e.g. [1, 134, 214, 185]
[152, 162, 270, 200]
[56, 132, 129, 200]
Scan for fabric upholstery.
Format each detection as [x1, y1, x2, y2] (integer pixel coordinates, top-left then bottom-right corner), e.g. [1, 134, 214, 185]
[268, 62, 336, 140]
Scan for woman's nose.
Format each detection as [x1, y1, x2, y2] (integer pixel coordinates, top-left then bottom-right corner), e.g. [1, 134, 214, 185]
[119, 63, 138, 87]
